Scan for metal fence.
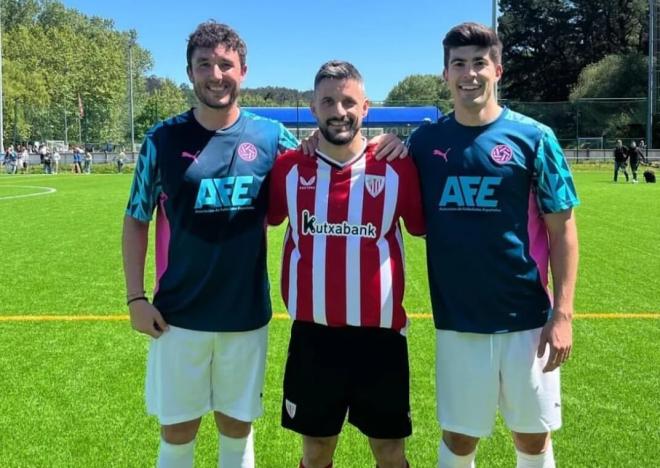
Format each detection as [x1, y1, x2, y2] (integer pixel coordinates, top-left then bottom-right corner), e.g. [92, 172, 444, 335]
[6, 98, 656, 153]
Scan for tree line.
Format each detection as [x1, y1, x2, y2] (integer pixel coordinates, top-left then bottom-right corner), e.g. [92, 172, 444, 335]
[0, 0, 652, 148]
[383, 1, 650, 142]
[0, 0, 316, 148]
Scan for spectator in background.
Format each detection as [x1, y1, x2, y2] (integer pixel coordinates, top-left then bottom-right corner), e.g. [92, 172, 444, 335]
[83, 149, 93, 174]
[4, 145, 17, 174]
[52, 150, 61, 174]
[638, 139, 647, 163]
[627, 141, 646, 184]
[39, 144, 48, 172]
[72, 147, 83, 174]
[115, 149, 125, 173]
[43, 147, 52, 174]
[18, 146, 29, 173]
[15, 145, 23, 173]
[613, 140, 629, 183]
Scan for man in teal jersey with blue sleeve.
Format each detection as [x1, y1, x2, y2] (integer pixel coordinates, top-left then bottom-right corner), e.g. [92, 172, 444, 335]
[408, 23, 579, 468]
[122, 20, 406, 468]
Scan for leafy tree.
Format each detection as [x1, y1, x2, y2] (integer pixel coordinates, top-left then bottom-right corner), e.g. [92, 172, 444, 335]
[179, 83, 197, 108]
[499, 0, 647, 101]
[134, 78, 188, 139]
[570, 53, 646, 99]
[570, 53, 647, 138]
[241, 86, 313, 106]
[384, 74, 451, 112]
[1, 0, 152, 147]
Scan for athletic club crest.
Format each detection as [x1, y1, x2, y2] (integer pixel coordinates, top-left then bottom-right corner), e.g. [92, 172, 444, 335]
[490, 144, 513, 164]
[365, 175, 385, 197]
[285, 399, 297, 419]
[237, 142, 258, 162]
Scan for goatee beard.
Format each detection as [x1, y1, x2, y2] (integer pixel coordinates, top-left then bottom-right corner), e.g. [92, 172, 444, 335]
[319, 119, 358, 145]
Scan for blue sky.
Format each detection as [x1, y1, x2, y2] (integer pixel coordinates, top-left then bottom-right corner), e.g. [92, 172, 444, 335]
[62, 0, 495, 100]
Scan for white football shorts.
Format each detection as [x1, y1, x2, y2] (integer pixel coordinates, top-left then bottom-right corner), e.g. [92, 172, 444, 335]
[435, 327, 561, 437]
[146, 324, 268, 425]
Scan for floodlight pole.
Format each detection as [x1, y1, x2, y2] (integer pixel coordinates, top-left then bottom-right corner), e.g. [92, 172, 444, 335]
[64, 106, 68, 147]
[0, 18, 5, 154]
[647, 0, 654, 149]
[492, 0, 498, 32]
[493, 0, 499, 101]
[128, 31, 136, 158]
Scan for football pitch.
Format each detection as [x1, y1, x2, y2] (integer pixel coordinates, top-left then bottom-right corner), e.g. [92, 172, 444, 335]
[0, 167, 658, 467]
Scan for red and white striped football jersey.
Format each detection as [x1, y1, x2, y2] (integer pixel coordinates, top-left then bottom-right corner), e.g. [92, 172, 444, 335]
[268, 143, 425, 332]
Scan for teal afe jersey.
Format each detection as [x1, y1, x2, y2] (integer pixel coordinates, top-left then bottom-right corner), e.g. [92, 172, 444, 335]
[126, 109, 298, 332]
[409, 108, 579, 334]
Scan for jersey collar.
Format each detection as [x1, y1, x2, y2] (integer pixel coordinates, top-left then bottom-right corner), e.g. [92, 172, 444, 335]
[314, 137, 367, 170]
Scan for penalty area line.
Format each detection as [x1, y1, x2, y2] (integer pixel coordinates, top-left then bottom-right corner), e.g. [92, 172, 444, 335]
[0, 313, 658, 322]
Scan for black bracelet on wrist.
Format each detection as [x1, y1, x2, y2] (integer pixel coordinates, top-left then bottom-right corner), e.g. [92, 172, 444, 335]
[126, 290, 145, 299]
[127, 296, 148, 306]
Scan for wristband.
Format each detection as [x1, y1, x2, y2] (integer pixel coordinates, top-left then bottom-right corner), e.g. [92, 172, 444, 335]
[126, 296, 148, 306]
[126, 290, 146, 300]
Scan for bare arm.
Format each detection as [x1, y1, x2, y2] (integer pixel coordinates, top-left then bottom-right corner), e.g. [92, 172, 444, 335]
[537, 209, 579, 372]
[122, 215, 168, 337]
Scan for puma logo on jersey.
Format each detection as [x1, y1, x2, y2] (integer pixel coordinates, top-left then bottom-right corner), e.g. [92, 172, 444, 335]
[181, 150, 200, 163]
[433, 148, 451, 162]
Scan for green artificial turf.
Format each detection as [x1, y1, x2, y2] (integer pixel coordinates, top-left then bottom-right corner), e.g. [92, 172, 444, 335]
[0, 167, 658, 467]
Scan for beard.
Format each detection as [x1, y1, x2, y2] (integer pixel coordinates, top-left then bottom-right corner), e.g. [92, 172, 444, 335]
[318, 117, 360, 145]
[193, 81, 239, 110]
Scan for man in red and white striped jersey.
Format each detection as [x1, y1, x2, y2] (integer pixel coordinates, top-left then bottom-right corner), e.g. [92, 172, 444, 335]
[268, 60, 425, 468]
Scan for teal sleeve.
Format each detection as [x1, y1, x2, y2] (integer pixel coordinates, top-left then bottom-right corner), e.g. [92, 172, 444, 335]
[534, 128, 580, 213]
[125, 128, 162, 222]
[278, 124, 299, 152]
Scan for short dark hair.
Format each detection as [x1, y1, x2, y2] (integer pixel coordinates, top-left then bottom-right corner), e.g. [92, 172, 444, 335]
[313, 60, 363, 90]
[186, 21, 247, 69]
[442, 22, 502, 69]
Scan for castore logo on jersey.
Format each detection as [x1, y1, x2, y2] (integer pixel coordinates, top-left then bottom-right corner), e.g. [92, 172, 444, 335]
[299, 176, 316, 189]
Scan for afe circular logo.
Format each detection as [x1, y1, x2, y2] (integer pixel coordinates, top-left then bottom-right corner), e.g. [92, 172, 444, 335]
[490, 144, 513, 164]
[238, 142, 258, 162]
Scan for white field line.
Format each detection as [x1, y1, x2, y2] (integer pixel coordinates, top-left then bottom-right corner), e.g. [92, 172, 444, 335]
[0, 185, 57, 201]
